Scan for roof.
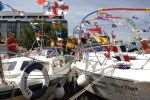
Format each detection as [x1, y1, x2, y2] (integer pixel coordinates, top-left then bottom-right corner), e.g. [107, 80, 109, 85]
[0, 11, 65, 21]
[0, 11, 46, 16]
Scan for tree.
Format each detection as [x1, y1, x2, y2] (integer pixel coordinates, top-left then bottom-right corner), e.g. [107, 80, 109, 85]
[19, 23, 35, 50]
[19, 19, 68, 49]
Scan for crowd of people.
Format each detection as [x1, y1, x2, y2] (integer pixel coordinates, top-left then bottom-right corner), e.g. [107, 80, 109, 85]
[0, 31, 82, 57]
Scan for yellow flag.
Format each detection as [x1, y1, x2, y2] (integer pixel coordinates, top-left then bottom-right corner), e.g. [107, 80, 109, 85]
[94, 36, 109, 44]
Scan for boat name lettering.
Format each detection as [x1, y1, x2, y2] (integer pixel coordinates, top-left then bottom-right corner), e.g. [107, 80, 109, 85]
[98, 81, 138, 91]
[110, 83, 138, 91]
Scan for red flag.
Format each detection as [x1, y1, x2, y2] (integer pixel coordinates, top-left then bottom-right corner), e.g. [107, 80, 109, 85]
[123, 54, 130, 62]
[111, 46, 118, 53]
[46, 0, 69, 17]
[57, 0, 69, 10]
[59, 4, 69, 10]
[140, 40, 150, 50]
[87, 27, 102, 33]
[36, 0, 45, 5]
[111, 46, 130, 62]
[51, 6, 58, 15]
[103, 46, 111, 58]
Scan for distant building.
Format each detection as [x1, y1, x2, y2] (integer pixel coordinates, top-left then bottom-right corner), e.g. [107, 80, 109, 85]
[0, 11, 68, 39]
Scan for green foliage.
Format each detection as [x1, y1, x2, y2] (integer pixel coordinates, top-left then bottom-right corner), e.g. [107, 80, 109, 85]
[19, 19, 68, 49]
[20, 23, 35, 50]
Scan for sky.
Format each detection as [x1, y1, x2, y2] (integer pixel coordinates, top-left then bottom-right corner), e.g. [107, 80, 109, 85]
[1, 0, 150, 40]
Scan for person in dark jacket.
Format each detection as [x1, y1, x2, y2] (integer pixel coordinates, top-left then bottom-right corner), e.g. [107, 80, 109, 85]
[0, 32, 5, 44]
[0, 56, 7, 85]
[0, 33, 7, 84]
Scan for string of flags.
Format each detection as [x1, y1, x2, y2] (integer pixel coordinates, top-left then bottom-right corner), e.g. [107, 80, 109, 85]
[36, 0, 69, 18]
[79, 10, 147, 43]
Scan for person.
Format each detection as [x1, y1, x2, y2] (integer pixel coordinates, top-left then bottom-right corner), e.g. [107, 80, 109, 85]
[0, 32, 7, 84]
[66, 37, 77, 55]
[48, 38, 56, 47]
[0, 32, 6, 47]
[7, 32, 18, 56]
[32, 32, 42, 49]
[0, 32, 4, 44]
[0, 56, 7, 85]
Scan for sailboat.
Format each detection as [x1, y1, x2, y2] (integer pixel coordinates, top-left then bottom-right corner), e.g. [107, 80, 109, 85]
[71, 8, 150, 100]
[72, 43, 150, 100]
[0, 47, 74, 100]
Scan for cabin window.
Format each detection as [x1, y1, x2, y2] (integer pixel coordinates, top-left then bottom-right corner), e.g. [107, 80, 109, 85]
[46, 48, 57, 58]
[57, 48, 64, 55]
[20, 61, 31, 70]
[27, 16, 38, 19]
[15, 16, 25, 19]
[84, 44, 102, 52]
[2, 16, 13, 19]
[2, 62, 17, 71]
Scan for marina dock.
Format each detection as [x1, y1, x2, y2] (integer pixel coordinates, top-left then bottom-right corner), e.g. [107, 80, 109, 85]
[0, 0, 150, 100]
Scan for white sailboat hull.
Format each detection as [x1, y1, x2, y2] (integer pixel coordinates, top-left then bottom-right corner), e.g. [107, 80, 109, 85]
[0, 54, 73, 99]
[75, 68, 150, 100]
[71, 52, 150, 100]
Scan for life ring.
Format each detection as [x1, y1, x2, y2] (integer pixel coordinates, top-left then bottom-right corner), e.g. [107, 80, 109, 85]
[20, 62, 50, 100]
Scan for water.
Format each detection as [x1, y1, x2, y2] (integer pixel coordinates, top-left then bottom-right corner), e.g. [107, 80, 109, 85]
[5, 92, 105, 100]
[3, 82, 106, 100]
[59, 82, 106, 100]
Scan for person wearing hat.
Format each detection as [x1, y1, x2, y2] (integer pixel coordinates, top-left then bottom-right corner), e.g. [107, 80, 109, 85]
[66, 37, 78, 55]
[7, 32, 18, 56]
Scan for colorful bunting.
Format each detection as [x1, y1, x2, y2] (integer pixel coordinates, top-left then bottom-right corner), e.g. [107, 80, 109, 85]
[51, 1, 59, 16]
[86, 26, 102, 33]
[94, 36, 110, 44]
[43, 0, 69, 17]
